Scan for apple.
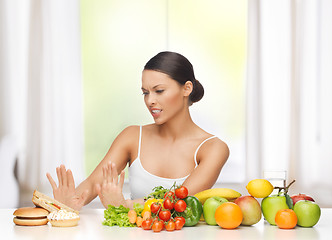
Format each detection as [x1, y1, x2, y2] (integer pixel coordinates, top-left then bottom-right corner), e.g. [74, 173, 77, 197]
[261, 195, 289, 225]
[291, 193, 315, 205]
[293, 200, 321, 227]
[235, 195, 262, 226]
[203, 196, 228, 225]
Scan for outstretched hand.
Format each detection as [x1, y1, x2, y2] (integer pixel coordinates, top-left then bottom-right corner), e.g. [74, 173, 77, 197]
[46, 165, 88, 211]
[95, 162, 126, 208]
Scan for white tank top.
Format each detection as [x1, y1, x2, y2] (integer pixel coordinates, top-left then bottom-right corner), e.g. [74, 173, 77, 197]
[128, 126, 217, 199]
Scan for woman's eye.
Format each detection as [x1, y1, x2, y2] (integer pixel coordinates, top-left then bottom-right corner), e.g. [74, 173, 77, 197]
[142, 92, 149, 95]
[156, 90, 164, 94]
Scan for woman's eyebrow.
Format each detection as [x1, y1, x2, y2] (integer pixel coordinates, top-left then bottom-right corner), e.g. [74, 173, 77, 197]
[141, 84, 164, 91]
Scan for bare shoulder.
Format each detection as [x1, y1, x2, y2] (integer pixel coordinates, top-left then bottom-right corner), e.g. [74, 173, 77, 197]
[117, 124, 157, 142]
[204, 137, 229, 152]
[198, 137, 230, 164]
[113, 125, 140, 146]
[119, 125, 140, 136]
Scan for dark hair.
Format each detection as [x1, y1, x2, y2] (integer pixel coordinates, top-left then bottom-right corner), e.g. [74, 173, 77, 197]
[144, 51, 204, 105]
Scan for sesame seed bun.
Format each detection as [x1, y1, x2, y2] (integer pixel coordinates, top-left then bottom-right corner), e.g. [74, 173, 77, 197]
[13, 207, 49, 226]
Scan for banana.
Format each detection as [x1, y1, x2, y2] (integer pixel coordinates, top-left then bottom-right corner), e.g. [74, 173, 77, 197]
[194, 188, 241, 204]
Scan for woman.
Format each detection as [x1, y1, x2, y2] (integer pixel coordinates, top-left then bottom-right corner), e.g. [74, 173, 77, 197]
[47, 51, 229, 210]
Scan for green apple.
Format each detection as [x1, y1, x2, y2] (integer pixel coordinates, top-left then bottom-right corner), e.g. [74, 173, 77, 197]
[203, 196, 228, 225]
[261, 195, 289, 225]
[235, 195, 262, 226]
[293, 200, 321, 227]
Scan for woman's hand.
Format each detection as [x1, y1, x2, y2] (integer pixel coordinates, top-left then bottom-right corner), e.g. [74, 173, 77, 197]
[46, 165, 88, 211]
[95, 162, 126, 208]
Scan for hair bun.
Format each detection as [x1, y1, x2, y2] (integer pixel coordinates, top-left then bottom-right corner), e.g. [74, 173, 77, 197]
[189, 79, 204, 104]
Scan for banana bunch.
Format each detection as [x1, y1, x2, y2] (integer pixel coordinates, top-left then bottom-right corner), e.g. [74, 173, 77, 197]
[194, 188, 241, 204]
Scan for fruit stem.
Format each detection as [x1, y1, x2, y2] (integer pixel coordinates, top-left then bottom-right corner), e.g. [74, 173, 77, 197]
[274, 179, 296, 195]
[285, 179, 296, 191]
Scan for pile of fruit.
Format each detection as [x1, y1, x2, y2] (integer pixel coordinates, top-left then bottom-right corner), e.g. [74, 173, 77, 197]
[102, 179, 321, 232]
[196, 178, 321, 230]
[249, 179, 321, 229]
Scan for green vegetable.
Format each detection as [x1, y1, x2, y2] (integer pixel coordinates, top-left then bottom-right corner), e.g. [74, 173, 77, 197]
[102, 205, 134, 227]
[181, 196, 203, 227]
[146, 186, 168, 200]
[133, 203, 144, 215]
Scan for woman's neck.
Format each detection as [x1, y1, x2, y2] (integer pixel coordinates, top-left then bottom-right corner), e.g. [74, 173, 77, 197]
[156, 108, 197, 140]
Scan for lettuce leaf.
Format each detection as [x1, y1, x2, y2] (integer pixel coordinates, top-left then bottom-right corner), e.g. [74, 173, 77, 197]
[133, 203, 144, 216]
[102, 205, 134, 227]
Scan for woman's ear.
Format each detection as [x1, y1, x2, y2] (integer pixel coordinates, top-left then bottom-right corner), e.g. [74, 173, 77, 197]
[183, 81, 193, 97]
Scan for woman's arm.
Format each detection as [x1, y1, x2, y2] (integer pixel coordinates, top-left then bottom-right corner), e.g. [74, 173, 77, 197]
[79, 125, 140, 204]
[47, 125, 140, 210]
[182, 138, 229, 196]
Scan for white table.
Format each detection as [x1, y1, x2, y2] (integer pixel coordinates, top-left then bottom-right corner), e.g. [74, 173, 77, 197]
[1, 208, 331, 240]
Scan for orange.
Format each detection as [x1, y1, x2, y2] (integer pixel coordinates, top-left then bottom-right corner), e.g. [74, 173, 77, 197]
[215, 202, 243, 229]
[275, 209, 297, 229]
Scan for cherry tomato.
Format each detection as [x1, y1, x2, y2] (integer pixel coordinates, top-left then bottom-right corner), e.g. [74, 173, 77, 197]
[174, 216, 185, 230]
[164, 191, 175, 200]
[174, 199, 187, 212]
[163, 198, 174, 210]
[142, 219, 153, 230]
[158, 210, 171, 221]
[144, 198, 163, 213]
[175, 186, 188, 199]
[152, 220, 164, 232]
[165, 220, 175, 231]
[150, 202, 161, 214]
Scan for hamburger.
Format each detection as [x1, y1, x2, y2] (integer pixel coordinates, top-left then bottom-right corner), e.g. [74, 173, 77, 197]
[13, 207, 49, 226]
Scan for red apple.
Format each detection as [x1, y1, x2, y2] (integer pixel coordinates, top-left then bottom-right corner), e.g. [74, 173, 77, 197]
[291, 193, 315, 205]
[235, 195, 262, 226]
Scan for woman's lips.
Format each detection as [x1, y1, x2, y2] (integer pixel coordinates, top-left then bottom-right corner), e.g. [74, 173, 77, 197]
[151, 109, 162, 118]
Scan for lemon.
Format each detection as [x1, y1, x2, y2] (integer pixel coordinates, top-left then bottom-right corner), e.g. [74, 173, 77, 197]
[246, 179, 274, 198]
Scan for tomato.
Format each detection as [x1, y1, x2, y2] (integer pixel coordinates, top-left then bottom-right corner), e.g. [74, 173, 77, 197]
[152, 220, 164, 232]
[150, 202, 161, 214]
[164, 191, 175, 200]
[174, 200, 187, 212]
[142, 219, 153, 230]
[163, 198, 174, 210]
[175, 186, 188, 199]
[52, 203, 61, 210]
[158, 210, 171, 222]
[144, 198, 163, 212]
[174, 216, 185, 230]
[165, 220, 175, 231]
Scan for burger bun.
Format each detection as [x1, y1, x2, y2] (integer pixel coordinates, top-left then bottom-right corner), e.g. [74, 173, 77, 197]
[13, 207, 49, 226]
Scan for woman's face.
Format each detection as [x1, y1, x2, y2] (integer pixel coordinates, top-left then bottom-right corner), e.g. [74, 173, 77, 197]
[141, 70, 189, 125]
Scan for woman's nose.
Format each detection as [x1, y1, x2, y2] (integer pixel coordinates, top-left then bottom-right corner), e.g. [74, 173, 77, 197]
[146, 93, 156, 106]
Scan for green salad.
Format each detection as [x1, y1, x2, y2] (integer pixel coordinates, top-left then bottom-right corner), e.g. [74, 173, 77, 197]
[102, 203, 144, 227]
[102, 205, 134, 227]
